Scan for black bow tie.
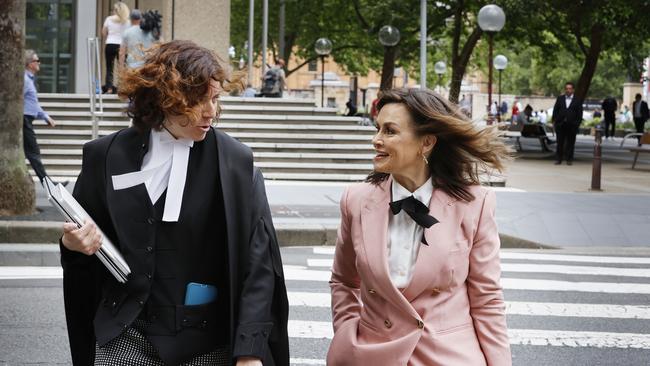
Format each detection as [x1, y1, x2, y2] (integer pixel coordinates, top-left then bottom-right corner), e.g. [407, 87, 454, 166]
[389, 196, 439, 245]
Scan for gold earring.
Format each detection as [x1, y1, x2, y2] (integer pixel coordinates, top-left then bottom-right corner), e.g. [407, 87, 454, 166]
[422, 152, 429, 165]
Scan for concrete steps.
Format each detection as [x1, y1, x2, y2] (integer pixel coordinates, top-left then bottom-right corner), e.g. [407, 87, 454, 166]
[33, 94, 375, 182]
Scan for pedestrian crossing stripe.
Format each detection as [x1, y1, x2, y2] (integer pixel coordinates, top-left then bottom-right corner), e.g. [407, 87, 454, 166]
[287, 292, 650, 319]
[312, 247, 650, 265]
[306, 259, 650, 278]
[287, 320, 650, 349]
[282, 266, 650, 294]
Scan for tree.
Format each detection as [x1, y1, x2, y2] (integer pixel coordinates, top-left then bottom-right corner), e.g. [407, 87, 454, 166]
[0, 0, 35, 215]
[509, 0, 650, 100]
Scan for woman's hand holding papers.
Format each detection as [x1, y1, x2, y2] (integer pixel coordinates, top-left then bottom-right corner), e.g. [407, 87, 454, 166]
[62, 220, 103, 255]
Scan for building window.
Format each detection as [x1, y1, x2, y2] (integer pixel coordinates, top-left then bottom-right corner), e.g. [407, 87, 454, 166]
[26, 0, 75, 93]
[308, 59, 318, 72]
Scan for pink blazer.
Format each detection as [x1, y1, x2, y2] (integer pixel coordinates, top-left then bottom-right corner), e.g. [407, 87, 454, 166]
[328, 177, 511, 366]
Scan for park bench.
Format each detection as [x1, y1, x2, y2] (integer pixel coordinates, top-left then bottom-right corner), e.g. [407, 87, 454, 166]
[500, 122, 554, 152]
[621, 132, 650, 169]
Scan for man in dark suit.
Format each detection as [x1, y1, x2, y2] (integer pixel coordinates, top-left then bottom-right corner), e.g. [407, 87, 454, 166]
[601, 96, 618, 139]
[632, 93, 649, 145]
[552, 82, 583, 165]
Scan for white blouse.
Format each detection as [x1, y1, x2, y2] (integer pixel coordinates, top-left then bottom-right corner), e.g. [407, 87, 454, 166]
[387, 177, 433, 288]
[112, 128, 194, 222]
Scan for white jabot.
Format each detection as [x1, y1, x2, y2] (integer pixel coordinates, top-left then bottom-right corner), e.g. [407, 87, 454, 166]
[565, 94, 573, 109]
[111, 128, 194, 222]
[387, 176, 433, 289]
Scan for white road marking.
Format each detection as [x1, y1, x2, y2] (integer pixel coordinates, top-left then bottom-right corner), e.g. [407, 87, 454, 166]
[500, 252, 650, 265]
[287, 292, 650, 319]
[288, 320, 650, 349]
[0, 266, 62, 279]
[290, 358, 326, 365]
[284, 267, 650, 294]
[307, 259, 650, 278]
[309, 258, 650, 278]
[314, 248, 650, 265]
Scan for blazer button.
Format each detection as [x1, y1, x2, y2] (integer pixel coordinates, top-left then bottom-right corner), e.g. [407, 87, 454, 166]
[384, 319, 392, 329]
[417, 319, 424, 329]
[147, 217, 155, 225]
[146, 246, 153, 253]
[368, 288, 376, 294]
[431, 287, 441, 295]
[138, 300, 145, 307]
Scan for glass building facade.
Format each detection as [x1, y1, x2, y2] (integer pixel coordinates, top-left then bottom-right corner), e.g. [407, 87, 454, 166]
[26, 0, 76, 93]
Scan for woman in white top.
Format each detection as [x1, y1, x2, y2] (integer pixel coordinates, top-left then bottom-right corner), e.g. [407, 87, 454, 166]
[102, 2, 130, 93]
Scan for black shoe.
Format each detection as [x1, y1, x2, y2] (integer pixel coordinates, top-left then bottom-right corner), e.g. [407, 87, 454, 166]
[566, 160, 573, 166]
[554, 161, 562, 165]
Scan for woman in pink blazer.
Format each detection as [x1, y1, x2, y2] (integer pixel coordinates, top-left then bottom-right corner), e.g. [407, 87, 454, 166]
[328, 88, 512, 366]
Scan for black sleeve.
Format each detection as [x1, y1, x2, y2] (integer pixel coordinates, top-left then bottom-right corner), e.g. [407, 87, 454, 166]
[551, 97, 560, 124]
[60, 140, 110, 365]
[232, 168, 287, 361]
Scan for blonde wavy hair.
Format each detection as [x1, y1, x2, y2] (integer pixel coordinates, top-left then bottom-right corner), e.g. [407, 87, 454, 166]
[114, 2, 130, 24]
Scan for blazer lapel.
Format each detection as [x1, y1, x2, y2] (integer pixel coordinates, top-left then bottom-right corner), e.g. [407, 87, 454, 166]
[360, 177, 421, 320]
[105, 128, 153, 241]
[400, 188, 457, 302]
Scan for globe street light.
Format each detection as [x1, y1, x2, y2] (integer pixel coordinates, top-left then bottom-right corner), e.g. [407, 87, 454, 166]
[378, 25, 401, 90]
[478, 4, 505, 124]
[434, 61, 447, 94]
[494, 54, 508, 120]
[315, 38, 333, 107]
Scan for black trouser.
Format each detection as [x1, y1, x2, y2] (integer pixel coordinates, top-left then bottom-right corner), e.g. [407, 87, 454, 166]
[23, 115, 47, 182]
[555, 123, 578, 162]
[634, 117, 647, 143]
[105, 43, 120, 89]
[604, 112, 616, 138]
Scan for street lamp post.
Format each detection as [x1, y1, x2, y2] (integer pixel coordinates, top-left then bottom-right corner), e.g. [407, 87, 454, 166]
[378, 25, 400, 90]
[315, 38, 332, 108]
[478, 4, 505, 125]
[494, 54, 508, 121]
[434, 61, 446, 94]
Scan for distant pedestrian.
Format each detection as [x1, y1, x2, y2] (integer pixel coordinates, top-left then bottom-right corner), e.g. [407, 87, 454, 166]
[500, 100, 508, 116]
[23, 50, 67, 186]
[552, 82, 583, 165]
[260, 59, 286, 98]
[490, 101, 498, 116]
[592, 108, 602, 119]
[511, 101, 519, 122]
[119, 10, 162, 69]
[632, 93, 649, 144]
[539, 109, 548, 124]
[242, 83, 257, 98]
[101, 1, 130, 93]
[601, 96, 617, 139]
[459, 94, 471, 116]
[345, 98, 357, 116]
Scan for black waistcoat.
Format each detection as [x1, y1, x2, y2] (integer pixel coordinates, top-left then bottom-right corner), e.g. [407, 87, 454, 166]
[94, 130, 230, 365]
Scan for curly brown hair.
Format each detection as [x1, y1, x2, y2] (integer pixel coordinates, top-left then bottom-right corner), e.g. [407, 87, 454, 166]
[367, 88, 512, 202]
[117, 40, 244, 131]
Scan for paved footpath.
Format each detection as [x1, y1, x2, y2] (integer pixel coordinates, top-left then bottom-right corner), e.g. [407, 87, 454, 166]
[1, 247, 650, 365]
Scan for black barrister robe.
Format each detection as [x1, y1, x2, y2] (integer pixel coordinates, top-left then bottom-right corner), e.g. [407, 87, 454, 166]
[59, 126, 289, 365]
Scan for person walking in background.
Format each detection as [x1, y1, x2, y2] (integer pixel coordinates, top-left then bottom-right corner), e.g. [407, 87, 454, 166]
[260, 59, 286, 98]
[23, 49, 67, 187]
[601, 96, 617, 139]
[632, 93, 649, 145]
[119, 10, 162, 69]
[101, 1, 130, 94]
[328, 88, 512, 365]
[552, 82, 583, 165]
[511, 101, 519, 122]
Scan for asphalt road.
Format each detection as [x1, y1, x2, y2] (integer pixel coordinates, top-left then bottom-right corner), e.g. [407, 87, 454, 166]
[1, 247, 650, 365]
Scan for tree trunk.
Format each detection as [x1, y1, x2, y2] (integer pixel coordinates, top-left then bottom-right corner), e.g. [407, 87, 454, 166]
[575, 25, 605, 101]
[380, 46, 397, 91]
[448, 27, 482, 104]
[0, 0, 35, 216]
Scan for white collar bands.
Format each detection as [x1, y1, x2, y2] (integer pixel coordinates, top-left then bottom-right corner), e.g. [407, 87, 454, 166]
[112, 128, 194, 222]
[391, 176, 434, 207]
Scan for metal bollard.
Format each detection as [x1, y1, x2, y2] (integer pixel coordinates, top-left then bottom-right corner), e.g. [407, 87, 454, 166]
[590, 128, 603, 191]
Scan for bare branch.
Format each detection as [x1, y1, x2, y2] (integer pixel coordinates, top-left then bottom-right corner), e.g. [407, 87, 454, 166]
[352, 0, 371, 31]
